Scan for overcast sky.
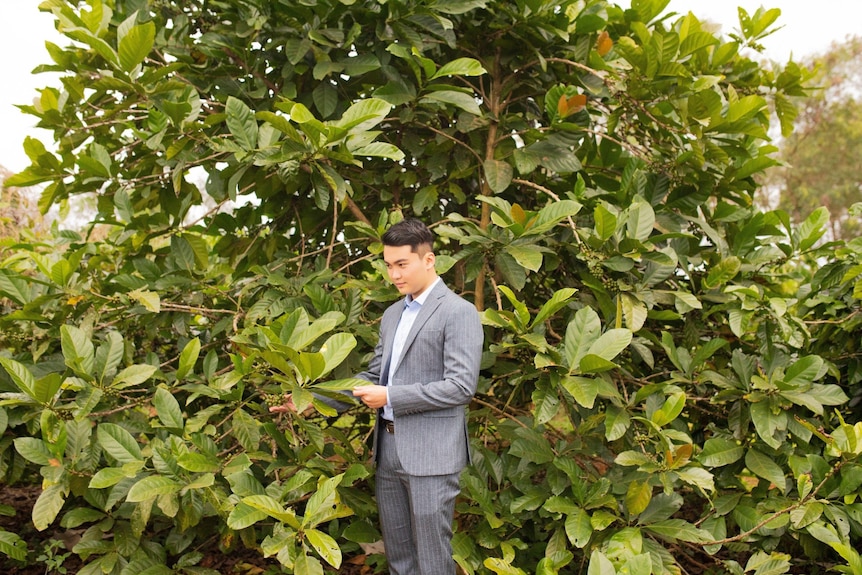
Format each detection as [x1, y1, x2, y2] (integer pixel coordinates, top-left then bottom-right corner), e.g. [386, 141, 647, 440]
[2, 1, 860, 173]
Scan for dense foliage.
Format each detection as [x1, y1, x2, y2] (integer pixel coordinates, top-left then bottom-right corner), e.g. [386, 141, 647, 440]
[2, 0, 861, 574]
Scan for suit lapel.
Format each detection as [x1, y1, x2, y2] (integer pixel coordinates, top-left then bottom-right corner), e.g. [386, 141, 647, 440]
[390, 281, 449, 376]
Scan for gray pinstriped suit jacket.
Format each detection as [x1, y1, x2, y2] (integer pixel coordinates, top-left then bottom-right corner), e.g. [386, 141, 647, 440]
[356, 280, 483, 476]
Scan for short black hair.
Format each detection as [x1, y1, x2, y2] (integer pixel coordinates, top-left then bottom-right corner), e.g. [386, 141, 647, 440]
[381, 218, 434, 254]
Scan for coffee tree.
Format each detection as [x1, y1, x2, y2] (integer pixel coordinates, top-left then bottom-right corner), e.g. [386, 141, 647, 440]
[2, 0, 861, 574]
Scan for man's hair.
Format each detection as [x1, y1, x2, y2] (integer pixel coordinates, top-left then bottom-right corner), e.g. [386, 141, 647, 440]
[381, 218, 434, 254]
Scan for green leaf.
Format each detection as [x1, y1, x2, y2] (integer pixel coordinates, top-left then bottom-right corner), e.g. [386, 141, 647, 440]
[333, 98, 393, 133]
[420, 90, 482, 115]
[177, 338, 202, 381]
[61, 324, 95, 377]
[745, 449, 786, 493]
[111, 364, 158, 389]
[177, 452, 221, 473]
[643, 519, 711, 543]
[484, 159, 513, 193]
[587, 550, 616, 575]
[319, 333, 357, 376]
[704, 256, 741, 289]
[90, 466, 138, 489]
[0, 358, 36, 398]
[306, 528, 342, 568]
[295, 553, 325, 575]
[153, 388, 184, 429]
[651, 392, 686, 427]
[241, 495, 301, 528]
[795, 207, 829, 251]
[13, 437, 53, 466]
[118, 20, 155, 72]
[531, 288, 577, 328]
[579, 354, 619, 374]
[129, 289, 161, 312]
[605, 405, 630, 441]
[528, 200, 582, 235]
[560, 375, 599, 409]
[353, 142, 405, 161]
[750, 401, 785, 450]
[565, 507, 593, 548]
[97, 423, 143, 464]
[0, 269, 31, 305]
[0, 531, 27, 561]
[789, 501, 823, 530]
[783, 355, 823, 388]
[627, 199, 655, 241]
[586, 329, 632, 361]
[226, 96, 259, 151]
[231, 409, 261, 452]
[626, 480, 652, 516]
[564, 307, 602, 372]
[226, 502, 269, 530]
[94, 331, 124, 386]
[126, 475, 183, 502]
[807, 384, 849, 407]
[698, 438, 744, 467]
[430, 57, 486, 79]
[677, 467, 715, 493]
[32, 484, 66, 531]
[594, 204, 617, 240]
[506, 245, 543, 272]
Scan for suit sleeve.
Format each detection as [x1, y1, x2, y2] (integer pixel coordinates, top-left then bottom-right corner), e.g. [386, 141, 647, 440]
[388, 296, 483, 414]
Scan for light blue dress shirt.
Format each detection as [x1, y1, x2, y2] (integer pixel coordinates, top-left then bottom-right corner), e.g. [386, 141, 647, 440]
[383, 277, 441, 421]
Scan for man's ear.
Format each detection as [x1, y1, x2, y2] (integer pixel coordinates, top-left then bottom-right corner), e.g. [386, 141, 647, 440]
[424, 251, 436, 269]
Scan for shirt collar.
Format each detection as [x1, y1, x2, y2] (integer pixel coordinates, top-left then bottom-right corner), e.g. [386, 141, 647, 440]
[405, 276, 441, 307]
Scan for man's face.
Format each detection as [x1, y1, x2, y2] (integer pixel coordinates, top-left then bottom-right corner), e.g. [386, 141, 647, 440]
[383, 244, 436, 298]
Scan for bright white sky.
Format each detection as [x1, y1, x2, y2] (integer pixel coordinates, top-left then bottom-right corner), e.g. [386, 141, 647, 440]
[1, 1, 860, 173]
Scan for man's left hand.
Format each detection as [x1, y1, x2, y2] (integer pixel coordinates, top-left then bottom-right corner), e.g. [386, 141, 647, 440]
[353, 385, 388, 409]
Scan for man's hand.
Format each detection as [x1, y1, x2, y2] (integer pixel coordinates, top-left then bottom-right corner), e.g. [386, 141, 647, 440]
[353, 385, 388, 409]
[268, 393, 298, 414]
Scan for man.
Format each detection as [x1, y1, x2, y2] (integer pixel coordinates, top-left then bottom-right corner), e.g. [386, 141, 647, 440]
[276, 219, 483, 574]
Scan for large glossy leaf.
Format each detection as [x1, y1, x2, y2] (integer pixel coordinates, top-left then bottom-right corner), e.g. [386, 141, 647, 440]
[484, 159, 513, 193]
[226, 96, 259, 151]
[0, 357, 36, 398]
[111, 364, 158, 389]
[430, 57, 486, 79]
[586, 329, 632, 361]
[32, 484, 66, 532]
[97, 423, 143, 464]
[745, 449, 786, 493]
[565, 507, 593, 548]
[176, 338, 201, 382]
[61, 324, 94, 377]
[126, 475, 183, 502]
[118, 19, 155, 72]
[94, 331, 124, 386]
[333, 98, 393, 133]
[698, 437, 744, 467]
[306, 528, 342, 568]
[564, 307, 602, 372]
[319, 333, 357, 376]
[153, 387, 184, 429]
[420, 90, 482, 115]
[0, 531, 27, 561]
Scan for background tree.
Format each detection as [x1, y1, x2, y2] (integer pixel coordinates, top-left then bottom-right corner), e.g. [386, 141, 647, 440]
[2, 1, 861, 575]
[762, 36, 862, 240]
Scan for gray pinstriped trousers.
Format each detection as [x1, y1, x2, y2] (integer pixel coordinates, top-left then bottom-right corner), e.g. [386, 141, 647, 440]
[376, 429, 461, 575]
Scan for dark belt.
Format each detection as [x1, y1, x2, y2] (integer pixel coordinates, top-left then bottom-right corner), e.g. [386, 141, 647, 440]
[383, 420, 395, 434]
